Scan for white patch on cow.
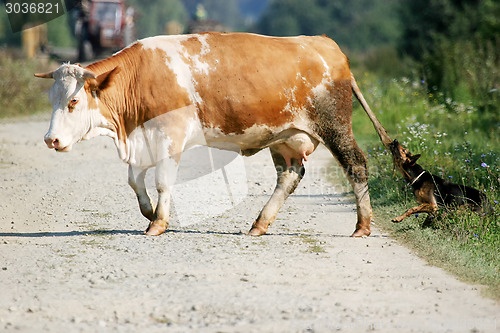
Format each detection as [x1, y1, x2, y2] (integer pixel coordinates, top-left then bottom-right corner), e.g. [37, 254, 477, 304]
[82, 117, 115, 141]
[311, 55, 333, 99]
[296, 73, 307, 82]
[317, 55, 330, 73]
[141, 36, 201, 103]
[118, 105, 205, 167]
[182, 113, 206, 150]
[139, 35, 212, 104]
[203, 122, 322, 153]
[311, 82, 328, 98]
[190, 34, 212, 75]
[281, 86, 308, 118]
[123, 124, 167, 167]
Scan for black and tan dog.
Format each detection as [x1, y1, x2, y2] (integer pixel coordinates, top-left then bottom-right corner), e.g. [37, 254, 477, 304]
[389, 139, 488, 223]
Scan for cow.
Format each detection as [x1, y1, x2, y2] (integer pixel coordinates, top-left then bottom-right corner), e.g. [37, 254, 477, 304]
[35, 32, 392, 237]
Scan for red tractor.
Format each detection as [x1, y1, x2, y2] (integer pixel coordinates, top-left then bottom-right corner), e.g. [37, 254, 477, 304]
[75, 0, 135, 61]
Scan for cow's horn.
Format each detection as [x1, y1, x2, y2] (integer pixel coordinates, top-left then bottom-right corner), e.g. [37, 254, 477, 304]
[34, 71, 55, 79]
[82, 69, 97, 80]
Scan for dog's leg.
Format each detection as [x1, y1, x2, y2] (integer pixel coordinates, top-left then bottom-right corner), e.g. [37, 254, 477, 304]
[392, 203, 438, 223]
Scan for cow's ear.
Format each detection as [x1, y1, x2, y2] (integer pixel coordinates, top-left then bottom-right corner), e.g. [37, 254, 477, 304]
[97, 67, 121, 91]
[82, 69, 97, 80]
[87, 66, 121, 92]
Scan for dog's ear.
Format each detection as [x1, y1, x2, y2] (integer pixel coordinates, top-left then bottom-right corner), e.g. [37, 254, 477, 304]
[409, 154, 421, 165]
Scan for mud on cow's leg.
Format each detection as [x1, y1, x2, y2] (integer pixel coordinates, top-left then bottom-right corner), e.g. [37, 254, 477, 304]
[128, 165, 155, 221]
[145, 158, 179, 236]
[248, 148, 305, 236]
[326, 136, 372, 237]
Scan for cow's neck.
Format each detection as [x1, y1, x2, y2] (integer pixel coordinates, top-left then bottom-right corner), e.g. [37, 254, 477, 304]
[86, 48, 144, 160]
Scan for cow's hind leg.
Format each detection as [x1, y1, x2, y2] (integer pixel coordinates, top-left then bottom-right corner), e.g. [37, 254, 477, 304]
[325, 133, 372, 237]
[248, 148, 304, 236]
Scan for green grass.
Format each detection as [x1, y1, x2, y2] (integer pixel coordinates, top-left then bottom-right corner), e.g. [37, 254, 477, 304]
[352, 72, 500, 300]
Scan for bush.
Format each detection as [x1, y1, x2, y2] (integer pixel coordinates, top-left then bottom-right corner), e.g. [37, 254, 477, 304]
[0, 51, 52, 118]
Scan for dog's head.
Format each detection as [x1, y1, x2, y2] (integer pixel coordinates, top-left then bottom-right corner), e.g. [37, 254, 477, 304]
[389, 139, 421, 171]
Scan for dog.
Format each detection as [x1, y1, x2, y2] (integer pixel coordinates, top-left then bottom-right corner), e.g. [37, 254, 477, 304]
[389, 139, 488, 223]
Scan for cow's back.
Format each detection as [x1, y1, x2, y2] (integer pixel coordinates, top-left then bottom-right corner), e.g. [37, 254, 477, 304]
[134, 33, 351, 135]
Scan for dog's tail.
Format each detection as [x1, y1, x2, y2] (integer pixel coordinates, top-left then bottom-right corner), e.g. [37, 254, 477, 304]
[351, 72, 393, 149]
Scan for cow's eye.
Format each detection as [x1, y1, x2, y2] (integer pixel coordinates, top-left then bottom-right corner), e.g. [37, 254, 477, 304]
[68, 97, 79, 112]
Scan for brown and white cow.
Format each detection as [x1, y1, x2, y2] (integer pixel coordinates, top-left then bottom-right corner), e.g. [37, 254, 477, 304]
[36, 32, 391, 237]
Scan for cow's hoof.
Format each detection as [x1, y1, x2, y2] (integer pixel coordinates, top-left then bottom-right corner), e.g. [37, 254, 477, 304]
[351, 228, 371, 237]
[144, 220, 168, 236]
[247, 225, 267, 236]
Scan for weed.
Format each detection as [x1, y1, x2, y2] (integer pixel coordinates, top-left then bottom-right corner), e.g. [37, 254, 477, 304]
[298, 235, 326, 254]
[150, 315, 174, 325]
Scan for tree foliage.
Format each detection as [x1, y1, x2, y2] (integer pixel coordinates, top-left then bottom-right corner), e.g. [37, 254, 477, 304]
[127, 0, 188, 38]
[398, 0, 500, 111]
[182, 0, 244, 31]
[398, 0, 499, 60]
[256, 0, 400, 51]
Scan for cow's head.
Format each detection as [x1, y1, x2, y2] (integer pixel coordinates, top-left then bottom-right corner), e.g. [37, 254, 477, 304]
[35, 64, 119, 152]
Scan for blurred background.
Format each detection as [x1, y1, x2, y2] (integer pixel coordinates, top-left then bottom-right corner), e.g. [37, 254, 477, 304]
[0, 0, 498, 124]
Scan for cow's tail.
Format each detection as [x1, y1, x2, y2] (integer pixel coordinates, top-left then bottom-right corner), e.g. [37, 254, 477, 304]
[350, 72, 393, 149]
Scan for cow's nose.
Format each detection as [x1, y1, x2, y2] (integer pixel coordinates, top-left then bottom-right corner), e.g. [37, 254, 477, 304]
[44, 136, 59, 149]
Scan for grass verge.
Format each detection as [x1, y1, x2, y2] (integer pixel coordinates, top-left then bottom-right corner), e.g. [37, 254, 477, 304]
[352, 73, 500, 300]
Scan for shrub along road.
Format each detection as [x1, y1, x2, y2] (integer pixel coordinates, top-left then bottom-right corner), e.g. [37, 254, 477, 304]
[0, 118, 498, 332]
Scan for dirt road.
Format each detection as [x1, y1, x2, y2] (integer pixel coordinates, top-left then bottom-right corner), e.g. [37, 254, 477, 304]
[0, 118, 498, 332]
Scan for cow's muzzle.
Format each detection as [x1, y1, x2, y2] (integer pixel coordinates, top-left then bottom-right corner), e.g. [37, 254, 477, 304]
[44, 135, 59, 149]
[44, 136, 71, 152]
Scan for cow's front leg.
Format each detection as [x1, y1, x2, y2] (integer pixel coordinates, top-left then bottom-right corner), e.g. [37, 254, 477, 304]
[145, 158, 179, 236]
[128, 165, 155, 221]
[248, 149, 304, 236]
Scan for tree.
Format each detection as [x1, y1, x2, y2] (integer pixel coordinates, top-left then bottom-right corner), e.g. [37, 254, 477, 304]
[127, 0, 188, 38]
[256, 0, 400, 52]
[182, 0, 243, 30]
[398, 0, 500, 111]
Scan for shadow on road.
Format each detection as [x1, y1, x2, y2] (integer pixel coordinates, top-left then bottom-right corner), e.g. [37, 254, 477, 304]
[0, 230, 143, 237]
[0, 229, 389, 238]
